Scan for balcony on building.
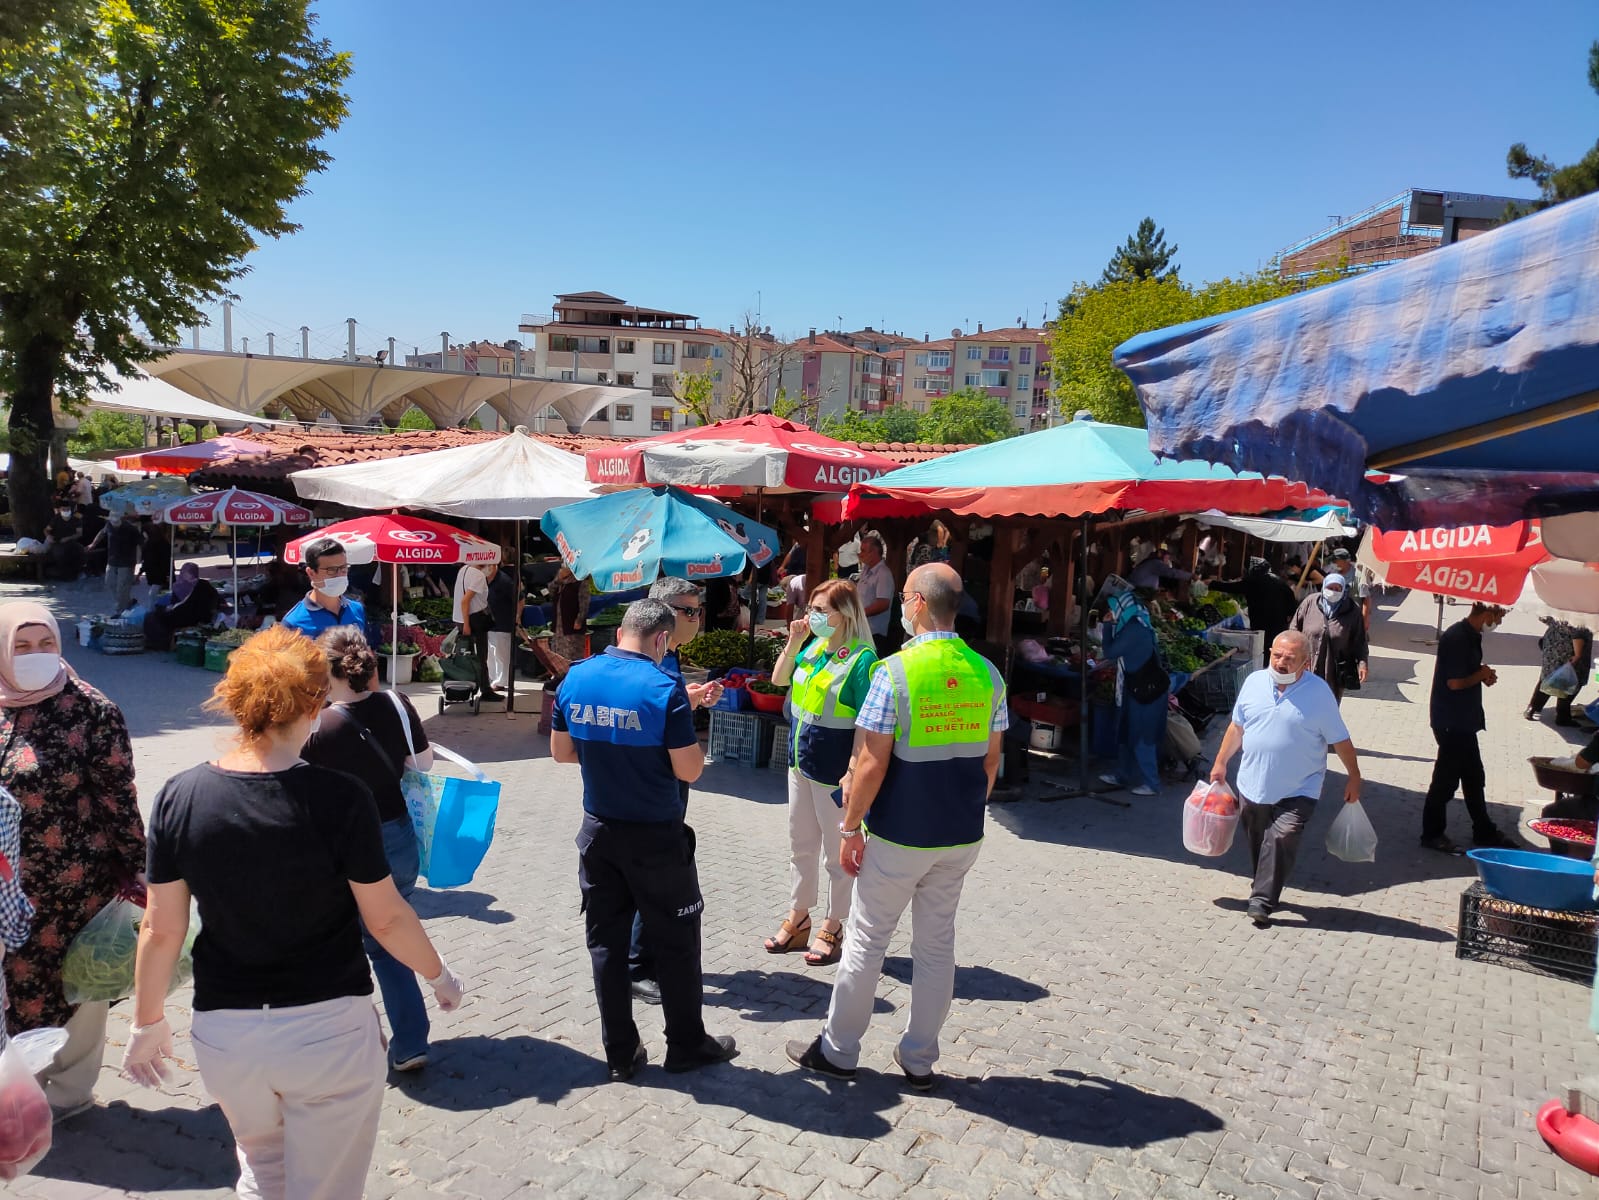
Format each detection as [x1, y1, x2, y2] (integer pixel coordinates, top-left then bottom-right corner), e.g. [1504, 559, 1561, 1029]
[521, 290, 700, 334]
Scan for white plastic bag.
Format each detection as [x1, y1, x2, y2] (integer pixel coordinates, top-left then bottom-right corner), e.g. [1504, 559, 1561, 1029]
[0, 1030, 61, 1179]
[1326, 800, 1378, 863]
[1182, 781, 1240, 857]
[1540, 662, 1579, 698]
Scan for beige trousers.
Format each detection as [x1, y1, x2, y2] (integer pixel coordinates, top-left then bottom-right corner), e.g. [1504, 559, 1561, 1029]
[787, 770, 854, 922]
[39, 999, 110, 1110]
[191, 994, 386, 1200]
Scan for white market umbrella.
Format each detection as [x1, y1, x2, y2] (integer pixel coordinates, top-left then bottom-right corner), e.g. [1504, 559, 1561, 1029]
[290, 426, 602, 711]
[289, 425, 599, 519]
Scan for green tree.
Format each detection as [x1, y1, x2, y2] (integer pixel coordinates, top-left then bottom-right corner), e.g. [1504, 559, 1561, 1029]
[0, 2, 350, 536]
[1101, 217, 1180, 285]
[817, 409, 890, 442]
[918, 389, 1015, 445]
[396, 406, 435, 432]
[672, 366, 718, 426]
[877, 405, 923, 443]
[67, 409, 144, 454]
[1049, 267, 1341, 427]
[1505, 40, 1599, 214]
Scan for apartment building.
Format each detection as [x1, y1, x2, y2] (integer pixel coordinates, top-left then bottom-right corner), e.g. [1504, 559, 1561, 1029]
[898, 324, 1052, 429]
[404, 340, 518, 375]
[775, 330, 897, 419]
[518, 291, 730, 436]
[1278, 188, 1526, 281]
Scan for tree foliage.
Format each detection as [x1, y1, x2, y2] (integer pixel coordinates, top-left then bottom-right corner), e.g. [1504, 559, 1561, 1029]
[0, 1, 351, 535]
[818, 390, 1014, 446]
[396, 406, 435, 432]
[1049, 267, 1343, 427]
[672, 366, 719, 426]
[1101, 217, 1179, 285]
[1505, 40, 1599, 214]
[66, 409, 143, 454]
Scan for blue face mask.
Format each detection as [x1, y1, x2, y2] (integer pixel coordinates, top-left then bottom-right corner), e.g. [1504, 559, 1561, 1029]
[807, 610, 834, 638]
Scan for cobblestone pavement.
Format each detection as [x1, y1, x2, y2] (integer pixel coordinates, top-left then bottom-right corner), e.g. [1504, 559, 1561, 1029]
[15, 578, 1599, 1198]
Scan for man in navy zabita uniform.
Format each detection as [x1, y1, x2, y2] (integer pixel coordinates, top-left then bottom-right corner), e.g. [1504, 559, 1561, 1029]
[551, 599, 738, 1082]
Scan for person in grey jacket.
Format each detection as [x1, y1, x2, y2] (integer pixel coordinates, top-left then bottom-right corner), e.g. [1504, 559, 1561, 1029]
[1289, 574, 1368, 703]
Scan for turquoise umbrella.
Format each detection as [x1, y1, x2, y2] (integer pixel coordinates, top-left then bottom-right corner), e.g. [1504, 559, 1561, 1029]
[540, 486, 778, 592]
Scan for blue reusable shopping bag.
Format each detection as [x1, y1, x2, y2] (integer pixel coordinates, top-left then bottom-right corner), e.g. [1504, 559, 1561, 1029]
[387, 693, 499, 888]
[400, 746, 499, 888]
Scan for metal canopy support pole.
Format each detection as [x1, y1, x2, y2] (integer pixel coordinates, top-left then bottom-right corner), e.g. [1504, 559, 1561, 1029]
[507, 520, 522, 719]
[1043, 513, 1128, 806]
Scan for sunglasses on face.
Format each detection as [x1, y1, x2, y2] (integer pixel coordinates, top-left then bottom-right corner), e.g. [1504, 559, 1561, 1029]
[671, 604, 703, 618]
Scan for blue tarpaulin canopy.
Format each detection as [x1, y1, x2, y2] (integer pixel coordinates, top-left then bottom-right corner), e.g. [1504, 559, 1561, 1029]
[1114, 191, 1599, 529]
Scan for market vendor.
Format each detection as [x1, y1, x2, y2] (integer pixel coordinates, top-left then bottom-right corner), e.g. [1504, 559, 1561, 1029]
[281, 537, 368, 642]
[1128, 545, 1191, 593]
[1210, 558, 1297, 666]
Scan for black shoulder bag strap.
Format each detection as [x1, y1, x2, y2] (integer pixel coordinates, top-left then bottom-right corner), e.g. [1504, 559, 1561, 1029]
[329, 702, 403, 782]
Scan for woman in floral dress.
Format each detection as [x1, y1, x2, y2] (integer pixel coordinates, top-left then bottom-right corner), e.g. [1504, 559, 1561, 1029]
[0, 602, 143, 1119]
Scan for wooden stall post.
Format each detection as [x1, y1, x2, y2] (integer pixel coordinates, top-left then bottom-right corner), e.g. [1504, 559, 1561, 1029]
[1049, 527, 1072, 636]
[986, 519, 1015, 645]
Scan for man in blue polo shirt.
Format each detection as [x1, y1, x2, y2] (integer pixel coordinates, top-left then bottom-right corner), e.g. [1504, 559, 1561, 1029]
[1211, 629, 1364, 928]
[280, 537, 367, 641]
[551, 599, 737, 1082]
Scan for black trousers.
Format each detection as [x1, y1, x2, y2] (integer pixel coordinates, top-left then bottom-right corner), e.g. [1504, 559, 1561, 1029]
[1527, 674, 1587, 722]
[1241, 796, 1315, 911]
[1423, 729, 1495, 841]
[465, 618, 492, 693]
[576, 813, 705, 1068]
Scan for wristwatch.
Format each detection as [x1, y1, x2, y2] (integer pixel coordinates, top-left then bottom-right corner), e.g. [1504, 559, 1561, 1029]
[839, 823, 863, 837]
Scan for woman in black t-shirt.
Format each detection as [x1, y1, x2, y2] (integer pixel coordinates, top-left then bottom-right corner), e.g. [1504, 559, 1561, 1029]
[122, 626, 465, 1200]
[303, 627, 436, 1072]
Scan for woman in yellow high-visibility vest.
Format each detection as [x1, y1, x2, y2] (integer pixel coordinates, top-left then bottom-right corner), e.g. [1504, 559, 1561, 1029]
[765, 580, 877, 966]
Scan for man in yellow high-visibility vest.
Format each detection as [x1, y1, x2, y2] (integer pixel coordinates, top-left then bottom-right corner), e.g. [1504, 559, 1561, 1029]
[786, 562, 1006, 1091]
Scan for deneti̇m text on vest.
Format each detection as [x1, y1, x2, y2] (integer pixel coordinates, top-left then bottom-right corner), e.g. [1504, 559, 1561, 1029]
[549, 599, 738, 1083]
[786, 562, 1007, 1091]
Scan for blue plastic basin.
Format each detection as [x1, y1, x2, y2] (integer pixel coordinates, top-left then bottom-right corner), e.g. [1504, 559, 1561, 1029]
[1467, 848, 1598, 912]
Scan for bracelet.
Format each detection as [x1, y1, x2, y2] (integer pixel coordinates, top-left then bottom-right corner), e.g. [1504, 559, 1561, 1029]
[839, 823, 863, 836]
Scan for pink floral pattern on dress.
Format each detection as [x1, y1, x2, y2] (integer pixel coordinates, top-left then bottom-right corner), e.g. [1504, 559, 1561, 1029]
[1, 679, 143, 1032]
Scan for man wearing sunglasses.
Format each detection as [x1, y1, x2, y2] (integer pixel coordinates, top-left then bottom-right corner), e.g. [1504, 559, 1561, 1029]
[626, 577, 725, 1004]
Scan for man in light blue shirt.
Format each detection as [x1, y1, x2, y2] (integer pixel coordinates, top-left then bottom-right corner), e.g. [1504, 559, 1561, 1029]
[1211, 629, 1364, 928]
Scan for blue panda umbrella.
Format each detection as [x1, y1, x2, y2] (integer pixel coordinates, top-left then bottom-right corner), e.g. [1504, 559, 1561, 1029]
[540, 485, 779, 592]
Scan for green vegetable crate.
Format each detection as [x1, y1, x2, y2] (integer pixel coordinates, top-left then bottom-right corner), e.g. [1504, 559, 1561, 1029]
[203, 640, 236, 672]
[174, 633, 206, 667]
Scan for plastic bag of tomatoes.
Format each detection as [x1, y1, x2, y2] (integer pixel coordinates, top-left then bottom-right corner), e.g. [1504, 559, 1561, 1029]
[1182, 781, 1240, 857]
[0, 1029, 63, 1179]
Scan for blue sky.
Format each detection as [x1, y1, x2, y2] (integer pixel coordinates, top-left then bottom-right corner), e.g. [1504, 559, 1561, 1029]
[216, 0, 1597, 358]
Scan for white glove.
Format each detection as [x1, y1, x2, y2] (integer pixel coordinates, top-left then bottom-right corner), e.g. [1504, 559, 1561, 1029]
[424, 961, 466, 1012]
[122, 1017, 178, 1088]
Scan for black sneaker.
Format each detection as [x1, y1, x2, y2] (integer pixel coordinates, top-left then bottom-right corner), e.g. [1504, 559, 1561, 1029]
[608, 1043, 646, 1083]
[785, 1035, 855, 1081]
[892, 1046, 935, 1092]
[629, 977, 662, 1005]
[1419, 835, 1465, 855]
[1523, 706, 1538, 721]
[1473, 829, 1520, 850]
[1246, 903, 1271, 929]
[663, 1034, 737, 1074]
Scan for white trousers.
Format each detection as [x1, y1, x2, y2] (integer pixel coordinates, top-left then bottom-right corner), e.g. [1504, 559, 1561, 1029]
[191, 995, 386, 1200]
[40, 999, 109, 1110]
[487, 631, 512, 689]
[787, 771, 853, 922]
[821, 836, 980, 1074]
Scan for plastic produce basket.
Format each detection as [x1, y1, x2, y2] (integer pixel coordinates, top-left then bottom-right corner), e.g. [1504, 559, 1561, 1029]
[707, 710, 774, 767]
[1456, 882, 1599, 984]
[1205, 626, 1263, 665]
[769, 723, 791, 773]
[1467, 848, 1599, 912]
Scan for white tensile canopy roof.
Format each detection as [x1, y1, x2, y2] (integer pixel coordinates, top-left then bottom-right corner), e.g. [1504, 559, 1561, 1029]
[142, 349, 646, 432]
[288, 426, 601, 519]
[86, 368, 298, 427]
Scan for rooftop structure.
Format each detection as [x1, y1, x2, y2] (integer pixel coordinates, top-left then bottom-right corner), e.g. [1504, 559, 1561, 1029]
[1277, 188, 1529, 280]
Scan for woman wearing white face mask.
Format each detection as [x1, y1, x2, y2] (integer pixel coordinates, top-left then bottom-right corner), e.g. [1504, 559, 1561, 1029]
[766, 581, 877, 965]
[1289, 573, 1369, 704]
[0, 601, 144, 1120]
